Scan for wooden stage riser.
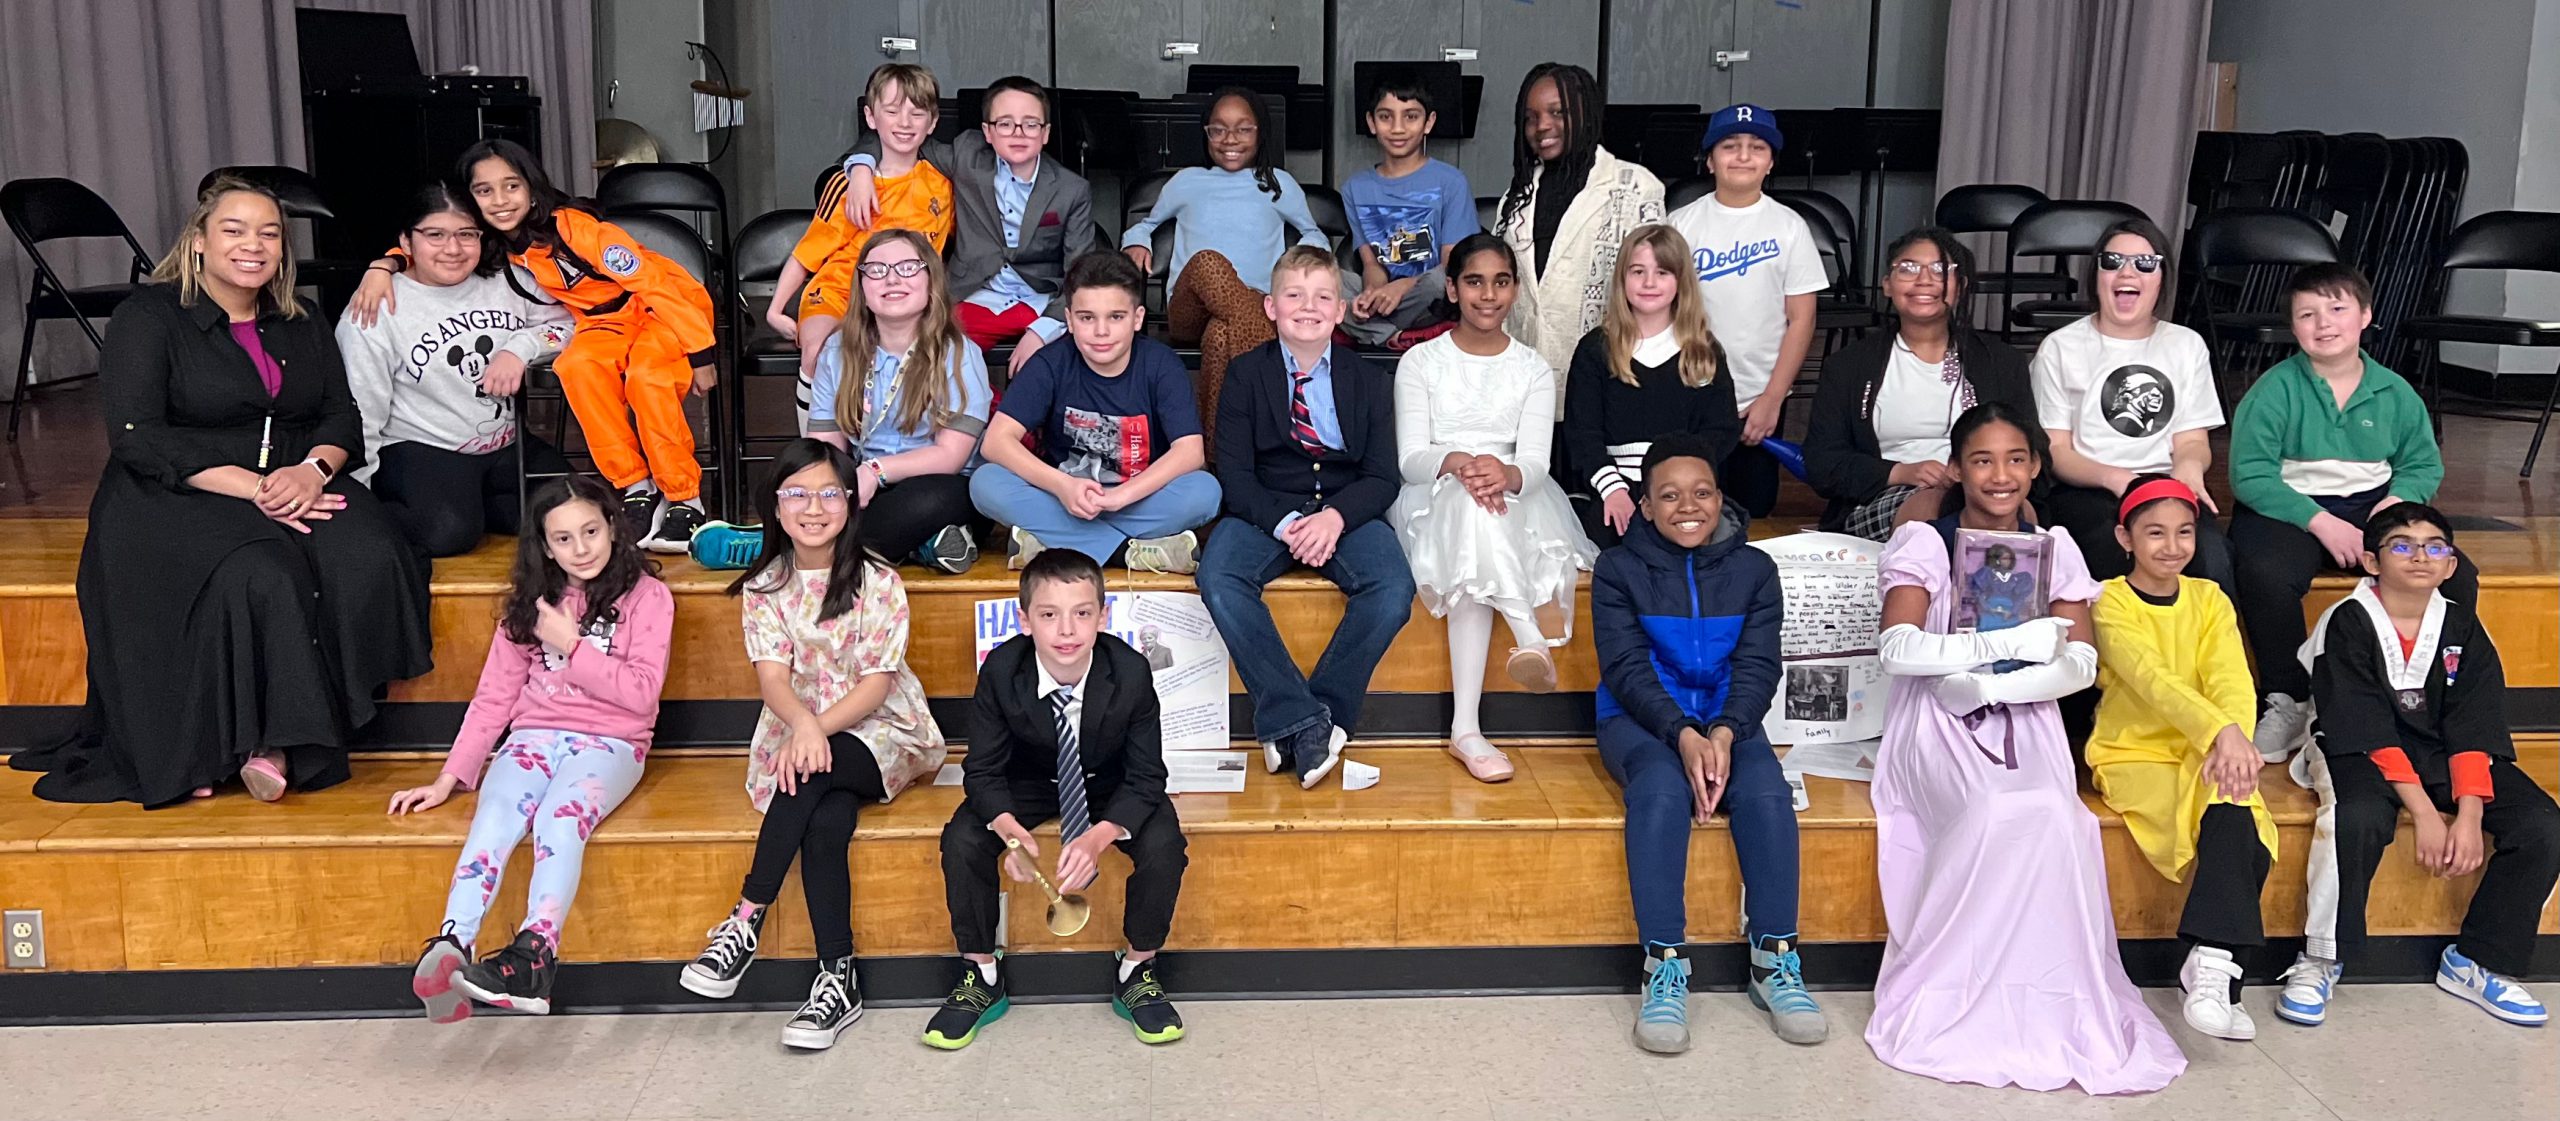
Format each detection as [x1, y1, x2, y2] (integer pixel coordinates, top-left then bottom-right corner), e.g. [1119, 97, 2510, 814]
[4, 583, 2550, 708]
[9, 819, 2552, 974]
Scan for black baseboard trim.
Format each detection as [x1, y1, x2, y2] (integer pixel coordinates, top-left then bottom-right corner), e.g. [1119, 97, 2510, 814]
[3, 935, 2549, 1027]
[5, 687, 2548, 752]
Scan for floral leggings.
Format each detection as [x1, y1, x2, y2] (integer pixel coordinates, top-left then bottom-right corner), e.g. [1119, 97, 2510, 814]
[441, 729, 646, 951]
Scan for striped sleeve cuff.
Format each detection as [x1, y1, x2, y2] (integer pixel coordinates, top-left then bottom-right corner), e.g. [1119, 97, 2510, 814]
[2449, 751, 2496, 802]
[2370, 746, 2421, 786]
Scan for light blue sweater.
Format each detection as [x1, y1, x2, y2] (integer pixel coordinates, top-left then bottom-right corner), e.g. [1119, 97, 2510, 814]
[1120, 166, 1329, 293]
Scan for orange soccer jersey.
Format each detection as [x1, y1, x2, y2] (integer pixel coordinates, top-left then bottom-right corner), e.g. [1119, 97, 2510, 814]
[791, 160, 956, 322]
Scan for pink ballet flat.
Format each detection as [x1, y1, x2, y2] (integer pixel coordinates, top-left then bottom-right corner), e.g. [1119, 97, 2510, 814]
[240, 751, 288, 803]
[1448, 734, 1515, 783]
[1505, 646, 1558, 694]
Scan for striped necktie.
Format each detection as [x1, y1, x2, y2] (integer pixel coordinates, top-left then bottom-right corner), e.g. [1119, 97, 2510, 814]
[1289, 368, 1326, 459]
[1050, 686, 1092, 842]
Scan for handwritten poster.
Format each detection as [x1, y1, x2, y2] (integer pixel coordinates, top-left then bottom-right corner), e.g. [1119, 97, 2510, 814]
[1751, 532, 1886, 745]
[973, 592, 1232, 751]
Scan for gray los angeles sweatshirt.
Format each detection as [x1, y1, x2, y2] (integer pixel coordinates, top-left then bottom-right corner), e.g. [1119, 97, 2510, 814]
[333, 270, 574, 482]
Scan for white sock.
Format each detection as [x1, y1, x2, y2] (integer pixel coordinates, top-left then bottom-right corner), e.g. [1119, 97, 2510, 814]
[622, 479, 658, 496]
[974, 959, 999, 985]
[1119, 956, 1145, 983]
[678, 496, 704, 511]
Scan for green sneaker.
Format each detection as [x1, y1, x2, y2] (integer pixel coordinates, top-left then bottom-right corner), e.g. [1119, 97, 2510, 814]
[921, 959, 1009, 1050]
[1111, 955, 1185, 1044]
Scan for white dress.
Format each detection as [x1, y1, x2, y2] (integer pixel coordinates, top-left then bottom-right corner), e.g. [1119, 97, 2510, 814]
[1390, 334, 1598, 634]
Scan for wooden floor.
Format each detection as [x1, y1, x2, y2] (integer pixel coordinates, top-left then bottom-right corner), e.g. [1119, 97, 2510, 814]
[4, 740, 2551, 973]
[1, 515, 2552, 707]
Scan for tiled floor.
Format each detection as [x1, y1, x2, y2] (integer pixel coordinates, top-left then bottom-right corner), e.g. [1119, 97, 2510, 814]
[4, 984, 2549, 1120]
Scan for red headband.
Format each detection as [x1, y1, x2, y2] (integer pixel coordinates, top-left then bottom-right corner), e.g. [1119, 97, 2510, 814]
[2119, 478, 2199, 523]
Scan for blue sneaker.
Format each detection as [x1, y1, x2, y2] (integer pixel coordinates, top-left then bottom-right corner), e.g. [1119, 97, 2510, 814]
[689, 520, 762, 570]
[1747, 935, 1828, 1044]
[2276, 954, 2340, 1026]
[2437, 945, 2547, 1026]
[1634, 947, 1690, 1054]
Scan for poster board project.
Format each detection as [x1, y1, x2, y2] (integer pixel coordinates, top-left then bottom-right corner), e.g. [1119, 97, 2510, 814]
[973, 592, 1232, 751]
[1750, 531, 1887, 746]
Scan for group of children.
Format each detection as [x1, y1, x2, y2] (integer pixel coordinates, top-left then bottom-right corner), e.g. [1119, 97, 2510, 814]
[338, 59, 2552, 1093]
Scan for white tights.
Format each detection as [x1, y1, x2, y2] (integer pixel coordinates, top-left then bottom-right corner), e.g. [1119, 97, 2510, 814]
[1444, 599, 1548, 738]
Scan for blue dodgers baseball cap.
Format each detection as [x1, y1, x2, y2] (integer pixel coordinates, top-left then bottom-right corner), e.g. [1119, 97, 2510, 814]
[1702, 103, 1784, 152]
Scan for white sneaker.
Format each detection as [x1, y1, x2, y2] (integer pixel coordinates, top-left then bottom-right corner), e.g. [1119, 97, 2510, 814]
[1124, 530, 1199, 575]
[2180, 944, 2256, 1040]
[2276, 954, 2340, 1026]
[2256, 693, 2311, 763]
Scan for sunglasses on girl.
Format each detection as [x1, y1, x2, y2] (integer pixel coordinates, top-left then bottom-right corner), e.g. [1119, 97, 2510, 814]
[857, 259, 929, 280]
[777, 486, 848, 510]
[2098, 252, 2164, 273]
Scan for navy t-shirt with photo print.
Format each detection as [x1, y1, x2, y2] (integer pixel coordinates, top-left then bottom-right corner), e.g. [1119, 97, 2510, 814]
[998, 335, 1203, 484]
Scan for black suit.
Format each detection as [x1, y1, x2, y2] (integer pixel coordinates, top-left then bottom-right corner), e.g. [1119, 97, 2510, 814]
[942, 633, 1187, 953]
[1211, 340, 1400, 534]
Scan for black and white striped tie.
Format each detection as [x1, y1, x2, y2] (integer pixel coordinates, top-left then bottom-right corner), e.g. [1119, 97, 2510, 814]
[1051, 686, 1092, 842]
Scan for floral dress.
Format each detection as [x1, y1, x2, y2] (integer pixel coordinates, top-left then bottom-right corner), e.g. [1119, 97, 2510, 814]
[741, 561, 946, 812]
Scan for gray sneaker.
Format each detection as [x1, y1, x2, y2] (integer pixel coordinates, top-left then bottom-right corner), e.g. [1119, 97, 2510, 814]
[916, 524, 979, 575]
[2257, 693, 2311, 763]
[1635, 948, 1691, 1054]
[1748, 936, 1829, 1044]
[1124, 530, 1199, 575]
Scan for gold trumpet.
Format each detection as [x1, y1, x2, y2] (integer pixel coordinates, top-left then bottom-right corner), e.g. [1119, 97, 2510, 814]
[1004, 835, 1092, 936]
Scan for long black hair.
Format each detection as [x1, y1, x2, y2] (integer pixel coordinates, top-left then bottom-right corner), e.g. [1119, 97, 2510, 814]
[1201, 86, 1282, 201]
[449, 139, 588, 266]
[729, 439, 869, 621]
[503, 475, 659, 647]
[397, 182, 501, 279]
[1496, 63, 1601, 243]
[1949, 400, 2049, 466]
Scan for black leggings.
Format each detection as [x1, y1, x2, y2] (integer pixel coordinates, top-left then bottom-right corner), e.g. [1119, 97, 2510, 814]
[372, 437, 571, 557]
[1720, 443, 1782, 519]
[2180, 803, 2273, 951]
[858, 473, 978, 564]
[2229, 504, 2481, 702]
[739, 732, 888, 961]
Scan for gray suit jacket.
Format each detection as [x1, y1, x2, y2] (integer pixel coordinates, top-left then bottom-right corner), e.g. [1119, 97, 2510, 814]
[840, 132, 1098, 325]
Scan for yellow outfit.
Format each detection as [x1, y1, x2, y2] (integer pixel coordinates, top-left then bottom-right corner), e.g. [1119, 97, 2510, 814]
[2087, 576, 2278, 880]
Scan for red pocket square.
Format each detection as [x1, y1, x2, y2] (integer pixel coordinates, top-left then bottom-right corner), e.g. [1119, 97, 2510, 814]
[1036, 210, 1062, 228]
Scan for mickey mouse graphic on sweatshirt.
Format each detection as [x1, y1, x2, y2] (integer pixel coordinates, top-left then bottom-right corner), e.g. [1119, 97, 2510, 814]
[334, 267, 576, 481]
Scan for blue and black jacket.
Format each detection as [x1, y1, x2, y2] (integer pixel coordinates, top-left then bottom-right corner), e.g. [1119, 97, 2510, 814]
[1590, 509, 1783, 745]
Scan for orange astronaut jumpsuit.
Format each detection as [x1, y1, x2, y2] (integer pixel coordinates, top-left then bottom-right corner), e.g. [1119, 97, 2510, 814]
[513, 209, 717, 502]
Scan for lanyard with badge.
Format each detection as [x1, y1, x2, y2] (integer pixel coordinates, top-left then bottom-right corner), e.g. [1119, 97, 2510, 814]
[859, 345, 911, 451]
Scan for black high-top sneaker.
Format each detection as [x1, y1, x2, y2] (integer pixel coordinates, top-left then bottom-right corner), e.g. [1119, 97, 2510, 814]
[455, 929, 558, 1015]
[679, 904, 766, 999]
[780, 955, 862, 1050]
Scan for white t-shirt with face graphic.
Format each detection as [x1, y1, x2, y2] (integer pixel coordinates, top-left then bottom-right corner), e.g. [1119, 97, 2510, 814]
[2028, 315, 2222, 475]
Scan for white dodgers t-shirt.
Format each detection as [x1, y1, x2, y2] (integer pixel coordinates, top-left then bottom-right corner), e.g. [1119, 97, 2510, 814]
[2029, 316, 2222, 475]
[1665, 193, 1829, 410]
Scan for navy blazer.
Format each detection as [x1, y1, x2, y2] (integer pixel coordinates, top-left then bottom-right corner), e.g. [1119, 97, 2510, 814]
[1211, 340, 1400, 534]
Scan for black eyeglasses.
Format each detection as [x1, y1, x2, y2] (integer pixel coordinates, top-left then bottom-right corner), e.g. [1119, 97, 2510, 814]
[856, 259, 929, 280]
[984, 118, 1048, 136]
[1889, 259, 1959, 278]
[2097, 251, 2164, 273]
[2384, 540, 2456, 560]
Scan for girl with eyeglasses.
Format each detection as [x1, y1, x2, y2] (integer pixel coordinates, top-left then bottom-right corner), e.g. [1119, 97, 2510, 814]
[680, 439, 948, 1050]
[790, 229, 992, 575]
[2028, 216, 2236, 598]
[1803, 226, 2041, 541]
[334, 183, 576, 557]
[1121, 87, 1330, 435]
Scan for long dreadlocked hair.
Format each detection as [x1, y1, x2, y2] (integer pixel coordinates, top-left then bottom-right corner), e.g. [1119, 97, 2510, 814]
[1495, 63, 1602, 237]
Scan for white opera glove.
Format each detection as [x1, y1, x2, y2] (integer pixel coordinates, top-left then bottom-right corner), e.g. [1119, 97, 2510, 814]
[1932, 641, 2098, 714]
[1876, 616, 2071, 677]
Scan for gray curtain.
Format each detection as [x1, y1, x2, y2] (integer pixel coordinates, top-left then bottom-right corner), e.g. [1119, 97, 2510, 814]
[1935, 0, 2214, 242]
[1, 0, 594, 392]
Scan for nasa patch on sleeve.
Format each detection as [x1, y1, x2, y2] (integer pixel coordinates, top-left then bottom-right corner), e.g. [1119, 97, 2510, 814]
[602, 244, 640, 277]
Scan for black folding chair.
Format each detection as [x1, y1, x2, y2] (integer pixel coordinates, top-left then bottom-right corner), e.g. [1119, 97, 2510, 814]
[3, 178, 153, 441]
[598, 163, 731, 265]
[2182, 207, 2339, 399]
[2397, 210, 2560, 475]
[1302, 182, 1354, 261]
[1933, 183, 2060, 329]
[729, 207, 817, 484]
[1122, 169, 1179, 316]
[1665, 176, 1714, 213]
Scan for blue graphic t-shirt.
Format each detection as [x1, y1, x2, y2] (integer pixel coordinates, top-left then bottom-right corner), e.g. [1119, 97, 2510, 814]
[1665, 193, 1830, 407]
[997, 336, 1204, 484]
[1342, 158, 1478, 280]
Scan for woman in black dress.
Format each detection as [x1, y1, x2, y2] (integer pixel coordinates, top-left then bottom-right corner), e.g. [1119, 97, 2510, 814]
[17, 179, 432, 806]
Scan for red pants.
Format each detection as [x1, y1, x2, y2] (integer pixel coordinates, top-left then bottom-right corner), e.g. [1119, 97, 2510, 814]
[552, 309, 701, 502]
[956, 300, 1039, 350]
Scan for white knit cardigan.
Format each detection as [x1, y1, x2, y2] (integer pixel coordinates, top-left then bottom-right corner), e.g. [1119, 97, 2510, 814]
[1496, 146, 1666, 401]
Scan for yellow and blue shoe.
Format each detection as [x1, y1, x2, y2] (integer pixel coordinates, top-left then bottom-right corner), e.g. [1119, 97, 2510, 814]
[1111, 954, 1185, 1044]
[921, 958, 1009, 1050]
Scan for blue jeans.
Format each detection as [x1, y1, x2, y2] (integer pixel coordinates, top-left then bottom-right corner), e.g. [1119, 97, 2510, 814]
[1597, 715, 1800, 949]
[968, 462, 1222, 565]
[1197, 516, 1417, 743]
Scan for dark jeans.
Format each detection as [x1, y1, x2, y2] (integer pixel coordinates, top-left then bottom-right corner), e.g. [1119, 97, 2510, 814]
[372, 436, 570, 557]
[2044, 481, 2238, 594]
[2182, 803, 2273, 950]
[2325, 753, 2560, 977]
[2229, 503, 2482, 701]
[1598, 715, 1800, 948]
[739, 732, 888, 961]
[1720, 443, 1782, 520]
[858, 473, 978, 564]
[1196, 516, 1416, 743]
[940, 798, 1187, 954]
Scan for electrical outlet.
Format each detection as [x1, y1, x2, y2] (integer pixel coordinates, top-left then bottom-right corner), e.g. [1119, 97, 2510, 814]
[4, 910, 42, 969]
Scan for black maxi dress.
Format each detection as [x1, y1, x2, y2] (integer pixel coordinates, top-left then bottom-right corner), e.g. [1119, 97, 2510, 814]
[14, 284, 433, 806]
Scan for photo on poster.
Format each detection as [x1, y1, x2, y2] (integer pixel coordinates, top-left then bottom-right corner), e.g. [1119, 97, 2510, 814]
[1785, 664, 1849, 723]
